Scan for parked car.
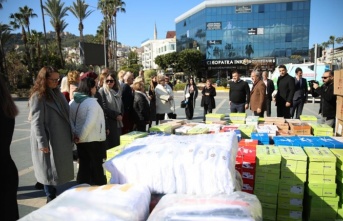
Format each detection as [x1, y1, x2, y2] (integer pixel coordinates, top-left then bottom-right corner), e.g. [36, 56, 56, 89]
[240, 77, 253, 91]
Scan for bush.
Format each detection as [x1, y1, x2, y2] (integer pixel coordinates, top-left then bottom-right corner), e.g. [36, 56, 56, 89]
[174, 83, 186, 91]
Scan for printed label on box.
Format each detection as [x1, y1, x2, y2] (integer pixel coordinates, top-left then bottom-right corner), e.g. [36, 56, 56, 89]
[290, 211, 302, 219]
[290, 198, 302, 206]
[291, 186, 303, 194]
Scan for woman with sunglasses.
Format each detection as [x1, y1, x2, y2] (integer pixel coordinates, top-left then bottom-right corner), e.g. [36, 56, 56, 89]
[99, 72, 123, 150]
[29, 66, 74, 203]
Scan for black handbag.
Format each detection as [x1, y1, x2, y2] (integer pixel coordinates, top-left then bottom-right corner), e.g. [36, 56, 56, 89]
[180, 100, 187, 108]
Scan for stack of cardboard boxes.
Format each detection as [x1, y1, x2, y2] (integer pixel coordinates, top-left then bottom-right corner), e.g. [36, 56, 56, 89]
[304, 147, 338, 220]
[330, 149, 343, 219]
[334, 69, 343, 135]
[236, 139, 258, 194]
[254, 145, 281, 221]
[277, 146, 307, 221]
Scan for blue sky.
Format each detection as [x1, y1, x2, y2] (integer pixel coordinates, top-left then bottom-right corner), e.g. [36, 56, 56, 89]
[0, 0, 342, 47]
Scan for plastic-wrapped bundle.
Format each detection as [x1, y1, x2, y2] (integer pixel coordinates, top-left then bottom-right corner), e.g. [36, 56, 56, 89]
[147, 191, 262, 221]
[19, 184, 151, 221]
[104, 132, 239, 195]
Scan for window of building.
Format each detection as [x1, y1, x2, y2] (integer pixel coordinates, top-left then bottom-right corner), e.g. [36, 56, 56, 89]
[285, 33, 292, 42]
[258, 5, 265, 13]
[286, 2, 293, 11]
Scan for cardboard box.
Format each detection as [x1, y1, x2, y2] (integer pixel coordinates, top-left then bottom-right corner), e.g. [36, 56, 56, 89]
[278, 195, 303, 209]
[255, 171, 280, 184]
[254, 190, 278, 204]
[334, 69, 343, 95]
[279, 146, 308, 174]
[278, 182, 305, 197]
[337, 118, 343, 136]
[275, 122, 290, 131]
[256, 145, 281, 173]
[307, 161, 336, 175]
[308, 195, 339, 210]
[300, 115, 318, 124]
[264, 117, 285, 124]
[289, 122, 312, 135]
[304, 147, 336, 162]
[308, 173, 336, 183]
[261, 203, 277, 221]
[307, 183, 337, 197]
[277, 208, 303, 221]
[120, 131, 148, 144]
[255, 182, 279, 193]
[280, 171, 307, 182]
[330, 148, 343, 170]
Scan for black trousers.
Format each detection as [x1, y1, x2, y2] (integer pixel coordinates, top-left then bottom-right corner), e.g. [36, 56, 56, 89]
[290, 99, 305, 119]
[185, 100, 194, 120]
[203, 104, 213, 121]
[265, 98, 272, 117]
[77, 141, 106, 185]
[276, 103, 291, 119]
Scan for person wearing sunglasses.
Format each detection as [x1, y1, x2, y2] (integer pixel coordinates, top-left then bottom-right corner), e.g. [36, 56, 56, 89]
[99, 72, 123, 151]
[29, 66, 74, 203]
[312, 70, 336, 128]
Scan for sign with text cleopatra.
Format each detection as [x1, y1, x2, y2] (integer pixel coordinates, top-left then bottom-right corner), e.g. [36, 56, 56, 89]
[207, 58, 276, 66]
[206, 22, 222, 30]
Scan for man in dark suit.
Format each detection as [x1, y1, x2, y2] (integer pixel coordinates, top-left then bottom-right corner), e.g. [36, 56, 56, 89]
[275, 65, 295, 118]
[290, 67, 308, 119]
[262, 71, 275, 117]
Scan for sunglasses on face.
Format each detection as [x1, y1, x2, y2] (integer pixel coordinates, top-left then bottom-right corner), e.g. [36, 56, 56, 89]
[106, 80, 114, 83]
[322, 76, 329, 79]
[48, 78, 59, 83]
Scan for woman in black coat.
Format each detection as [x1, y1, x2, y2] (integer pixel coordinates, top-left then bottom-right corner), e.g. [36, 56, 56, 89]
[201, 79, 216, 122]
[132, 81, 150, 132]
[0, 77, 19, 220]
[184, 77, 198, 120]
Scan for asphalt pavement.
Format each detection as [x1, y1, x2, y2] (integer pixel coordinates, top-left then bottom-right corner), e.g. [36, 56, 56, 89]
[11, 91, 321, 218]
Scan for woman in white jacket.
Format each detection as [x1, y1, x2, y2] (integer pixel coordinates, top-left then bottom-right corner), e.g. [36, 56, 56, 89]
[69, 77, 106, 185]
[155, 74, 175, 121]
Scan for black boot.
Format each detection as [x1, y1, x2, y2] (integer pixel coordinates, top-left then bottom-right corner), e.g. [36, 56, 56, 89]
[34, 182, 44, 190]
[46, 195, 56, 203]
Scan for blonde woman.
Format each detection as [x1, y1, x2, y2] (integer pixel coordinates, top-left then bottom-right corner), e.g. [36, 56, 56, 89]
[155, 74, 174, 120]
[99, 72, 123, 149]
[67, 70, 80, 100]
[60, 76, 70, 102]
[117, 70, 126, 86]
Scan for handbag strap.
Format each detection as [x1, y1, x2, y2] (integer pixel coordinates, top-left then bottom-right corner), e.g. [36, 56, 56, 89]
[74, 102, 81, 127]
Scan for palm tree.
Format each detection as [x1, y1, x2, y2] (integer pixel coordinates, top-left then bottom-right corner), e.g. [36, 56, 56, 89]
[29, 30, 43, 70]
[0, 0, 6, 9]
[0, 23, 12, 79]
[322, 35, 343, 70]
[19, 6, 38, 38]
[44, 0, 69, 67]
[69, 0, 94, 43]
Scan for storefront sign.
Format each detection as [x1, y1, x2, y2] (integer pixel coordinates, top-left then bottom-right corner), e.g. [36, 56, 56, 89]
[236, 5, 251, 13]
[207, 58, 276, 66]
[206, 22, 222, 30]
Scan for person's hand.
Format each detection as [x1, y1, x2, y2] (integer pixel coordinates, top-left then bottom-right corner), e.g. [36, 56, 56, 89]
[40, 147, 50, 153]
[106, 129, 110, 135]
[245, 104, 248, 109]
[205, 92, 209, 96]
[285, 102, 291, 107]
[257, 108, 261, 113]
[117, 115, 123, 121]
[313, 83, 319, 89]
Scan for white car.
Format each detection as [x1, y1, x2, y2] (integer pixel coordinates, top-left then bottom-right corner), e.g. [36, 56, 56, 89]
[240, 77, 253, 91]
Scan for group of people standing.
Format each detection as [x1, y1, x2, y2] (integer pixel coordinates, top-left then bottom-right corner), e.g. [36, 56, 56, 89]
[228, 65, 336, 129]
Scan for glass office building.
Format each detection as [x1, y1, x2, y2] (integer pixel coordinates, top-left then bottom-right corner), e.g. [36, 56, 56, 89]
[175, 0, 310, 76]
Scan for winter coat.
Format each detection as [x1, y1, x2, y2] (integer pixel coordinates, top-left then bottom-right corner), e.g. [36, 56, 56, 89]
[250, 80, 266, 112]
[155, 84, 174, 114]
[69, 95, 106, 143]
[30, 91, 74, 186]
[201, 85, 216, 109]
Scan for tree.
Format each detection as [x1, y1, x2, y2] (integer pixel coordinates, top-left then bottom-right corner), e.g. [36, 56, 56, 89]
[178, 49, 203, 77]
[322, 35, 343, 70]
[0, 23, 12, 80]
[19, 6, 38, 38]
[44, 0, 69, 67]
[0, 0, 6, 9]
[154, 55, 167, 70]
[69, 0, 94, 43]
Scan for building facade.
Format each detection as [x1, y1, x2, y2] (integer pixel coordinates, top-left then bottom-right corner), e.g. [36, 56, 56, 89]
[141, 25, 176, 70]
[175, 0, 310, 77]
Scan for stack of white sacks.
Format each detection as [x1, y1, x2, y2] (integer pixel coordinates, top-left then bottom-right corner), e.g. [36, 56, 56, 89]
[19, 184, 151, 221]
[104, 132, 262, 220]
